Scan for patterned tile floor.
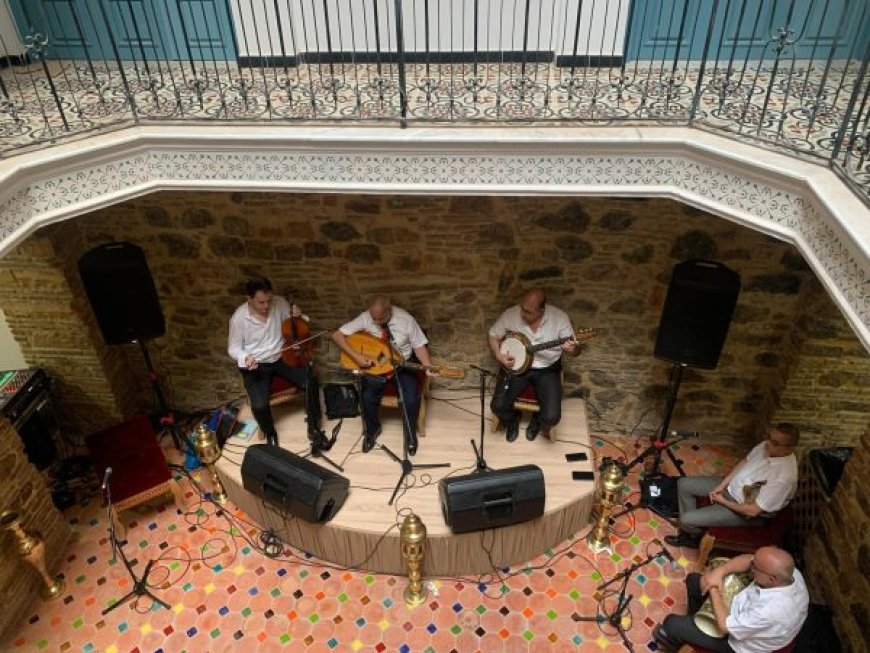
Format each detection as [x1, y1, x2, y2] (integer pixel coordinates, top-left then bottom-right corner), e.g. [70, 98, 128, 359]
[2, 434, 741, 652]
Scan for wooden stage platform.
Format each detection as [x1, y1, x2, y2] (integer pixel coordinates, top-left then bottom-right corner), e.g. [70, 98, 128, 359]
[215, 390, 596, 576]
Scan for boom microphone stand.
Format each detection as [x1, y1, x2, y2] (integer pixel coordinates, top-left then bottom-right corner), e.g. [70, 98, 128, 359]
[101, 469, 169, 615]
[468, 365, 495, 472]
[592, 545, 673, 651]
[379, 338, 449, 506]
[301, 362, 343, 473]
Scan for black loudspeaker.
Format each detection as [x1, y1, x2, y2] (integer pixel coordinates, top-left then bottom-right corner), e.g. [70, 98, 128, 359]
[654, 259, 741, 370]
[77, 242, 166, 345]
[241, 444, 349, 523]
[438, 465, 545, 534]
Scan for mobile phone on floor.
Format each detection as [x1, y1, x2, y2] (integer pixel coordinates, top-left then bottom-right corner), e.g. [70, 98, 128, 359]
[565, 452, 588, 462]
[572, 470, 595, 481]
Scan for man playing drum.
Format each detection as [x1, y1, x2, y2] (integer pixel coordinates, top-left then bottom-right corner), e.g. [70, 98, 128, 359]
[653, 546, 809, 652]
[488, 288, 581, 442]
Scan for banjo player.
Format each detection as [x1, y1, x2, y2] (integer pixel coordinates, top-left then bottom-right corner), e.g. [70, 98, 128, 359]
[488, 288, 582, 442]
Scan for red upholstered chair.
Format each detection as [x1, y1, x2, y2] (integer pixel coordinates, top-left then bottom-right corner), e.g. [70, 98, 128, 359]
[85, 415, 183, 538]
[381, 370, 430, 437]
[491, 371, 563, 442]
[694, 502, 794, 572]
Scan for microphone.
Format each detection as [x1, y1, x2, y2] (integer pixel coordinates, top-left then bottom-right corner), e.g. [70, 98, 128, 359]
[469, 364, 494, 376]
[101, 466, 113, 491]
[653, 539, 680, 570]
[669, 429, 699, 438]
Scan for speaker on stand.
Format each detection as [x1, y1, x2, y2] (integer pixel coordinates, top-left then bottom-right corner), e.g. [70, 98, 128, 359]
[78, 242, 183, 449]
[640, 259, 741, 517]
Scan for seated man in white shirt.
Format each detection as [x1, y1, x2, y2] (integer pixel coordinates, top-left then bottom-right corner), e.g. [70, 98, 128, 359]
[653, 546, 809, 652]
[665, 423, 800, 549]
[227, 277, 326, 449]
[332, 295, 434, 456]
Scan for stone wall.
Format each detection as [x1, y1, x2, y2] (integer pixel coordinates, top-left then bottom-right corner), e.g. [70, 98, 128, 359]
[0, 419, 72, 639]
[0, 191, 867, 450]
[803, 429, 869, 653]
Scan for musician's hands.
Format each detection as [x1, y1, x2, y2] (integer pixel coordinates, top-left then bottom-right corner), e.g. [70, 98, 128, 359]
[355, 355, 374, 369]
[244, 355, 258, 370]
[425, 368, 439, 378]
[562, 339, 578, 353]
[497, 352, 515, 368]
[709, 491, 726, 506]
[290, 303, 304, 319]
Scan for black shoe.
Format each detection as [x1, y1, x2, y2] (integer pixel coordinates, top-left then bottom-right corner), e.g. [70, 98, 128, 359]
[265, 433, 279, 447]
[664, 532, 700, 549]
[362, 427, 382, 453]
[652, 625, 678, 652]
[407, 433, 418, 457]
[526, 414, 540, 441]
[505, 419, 520, 443]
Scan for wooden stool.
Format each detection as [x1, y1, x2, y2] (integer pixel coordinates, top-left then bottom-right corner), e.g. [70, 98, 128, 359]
[85, 415, 183, 538]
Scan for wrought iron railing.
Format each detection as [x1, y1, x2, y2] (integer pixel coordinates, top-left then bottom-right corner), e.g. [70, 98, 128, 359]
[0, 0, 868, 200]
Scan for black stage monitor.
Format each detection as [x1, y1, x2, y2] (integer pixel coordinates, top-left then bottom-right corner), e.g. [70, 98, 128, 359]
[241, 444, 349, 523]
[439, 465, 545, 534]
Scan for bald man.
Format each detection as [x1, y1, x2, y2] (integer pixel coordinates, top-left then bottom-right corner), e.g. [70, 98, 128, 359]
[489, 288, 581, 442]
[653, 546, 809, 652]
[333, 295, 433, 456]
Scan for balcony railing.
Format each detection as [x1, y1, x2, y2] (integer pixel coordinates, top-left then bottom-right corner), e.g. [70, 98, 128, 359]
[0, 0, 868, 200]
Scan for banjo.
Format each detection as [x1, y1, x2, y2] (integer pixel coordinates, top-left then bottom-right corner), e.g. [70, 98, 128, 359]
[499, 328, 596, 375]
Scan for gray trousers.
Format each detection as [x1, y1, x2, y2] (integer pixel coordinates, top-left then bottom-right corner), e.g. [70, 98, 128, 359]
[676, 476, 767, 535]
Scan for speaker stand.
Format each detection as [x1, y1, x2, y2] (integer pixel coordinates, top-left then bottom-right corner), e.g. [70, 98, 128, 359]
[381, 361, 449, 506]
[137, 339, 185, 451]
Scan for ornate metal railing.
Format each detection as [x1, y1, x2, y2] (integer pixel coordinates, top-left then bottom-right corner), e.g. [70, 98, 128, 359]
[0, 0, 868, 200]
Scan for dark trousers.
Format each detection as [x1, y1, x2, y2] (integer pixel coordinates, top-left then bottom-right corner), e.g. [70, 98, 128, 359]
[661, 573, 735, 652]
[239, 360, 321, 442]
[490, 361, 562, 427]
[361, 368, 420, 440]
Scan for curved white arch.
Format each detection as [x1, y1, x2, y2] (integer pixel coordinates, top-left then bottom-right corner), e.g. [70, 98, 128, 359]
[1, 125, 867, 348]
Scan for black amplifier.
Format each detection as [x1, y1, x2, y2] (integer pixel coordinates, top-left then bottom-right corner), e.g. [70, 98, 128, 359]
[0, 368, 58, 470]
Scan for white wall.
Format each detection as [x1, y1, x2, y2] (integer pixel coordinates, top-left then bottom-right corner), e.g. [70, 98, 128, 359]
[229, 0, 630, 58]
[0, 308, 26, 370]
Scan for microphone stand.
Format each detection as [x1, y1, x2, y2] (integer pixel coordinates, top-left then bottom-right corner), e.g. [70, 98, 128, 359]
[101, 475, 169, 615]
[593, 547, 671, 652]
[301, 362, 344, 473]
[468, 365, 495, 473]
[379, 345, 449, 506]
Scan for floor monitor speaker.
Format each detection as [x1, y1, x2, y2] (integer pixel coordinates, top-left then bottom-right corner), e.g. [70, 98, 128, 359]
[78, 242, 166, 345]
[438, 465, 545, 534]
[654, 259, 740, 370]
[241, 444, 349, 523]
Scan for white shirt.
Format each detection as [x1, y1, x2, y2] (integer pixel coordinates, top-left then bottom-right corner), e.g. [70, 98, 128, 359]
[227, 296, 291, 367]
[727, 442, 798, 513]
[488, 304, 574, 368]
[338, 306, 427, 359]
[727, 569, 809, 653]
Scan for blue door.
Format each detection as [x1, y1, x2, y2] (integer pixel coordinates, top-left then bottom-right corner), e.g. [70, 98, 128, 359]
[626, 0, 869, 63]
[8, 0, 237, 60]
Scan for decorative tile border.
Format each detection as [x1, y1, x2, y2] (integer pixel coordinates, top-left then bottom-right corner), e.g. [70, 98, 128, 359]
[0, 127, 866, 348]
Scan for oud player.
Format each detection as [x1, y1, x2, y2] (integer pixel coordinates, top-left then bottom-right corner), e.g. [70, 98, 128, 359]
[489, 288, 581, 442]
[332, 295, 434, 456]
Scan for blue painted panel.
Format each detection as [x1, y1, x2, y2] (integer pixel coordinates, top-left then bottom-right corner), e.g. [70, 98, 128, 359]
[626, 0, 868, 62]
[9, 0, 237, 60]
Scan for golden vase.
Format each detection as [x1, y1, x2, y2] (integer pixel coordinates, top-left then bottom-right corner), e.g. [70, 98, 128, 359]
[0, 510, 65, 600]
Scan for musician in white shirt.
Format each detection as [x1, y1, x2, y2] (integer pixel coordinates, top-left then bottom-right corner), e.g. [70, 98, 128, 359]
[666, 424, 800, 549]
[488, 288, 580, 442]
[653, 546, 809, 652]
[227, 277, 325, 448]
[332, 295, 434, 456]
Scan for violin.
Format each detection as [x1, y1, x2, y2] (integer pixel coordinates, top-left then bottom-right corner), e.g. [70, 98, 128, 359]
[281, 302, 314, 367]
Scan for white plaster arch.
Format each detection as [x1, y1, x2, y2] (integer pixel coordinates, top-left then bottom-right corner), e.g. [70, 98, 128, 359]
[0, 125, 867, 348]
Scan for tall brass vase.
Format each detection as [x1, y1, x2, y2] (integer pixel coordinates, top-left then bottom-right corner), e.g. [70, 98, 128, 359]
[0, 510, 65, 600]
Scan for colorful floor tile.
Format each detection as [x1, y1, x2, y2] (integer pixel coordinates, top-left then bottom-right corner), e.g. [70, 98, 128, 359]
[2, 435, 741, 652]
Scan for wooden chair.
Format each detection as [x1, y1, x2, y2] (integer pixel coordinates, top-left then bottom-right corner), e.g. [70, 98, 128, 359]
[694, 504, 794, 572]
[85, 415, 183, 538]
[381, 370, 430, 437]
[491, 371, 563, 442]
